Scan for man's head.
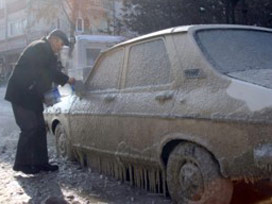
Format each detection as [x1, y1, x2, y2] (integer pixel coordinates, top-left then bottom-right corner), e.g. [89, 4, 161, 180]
[47, 29, 69, 54]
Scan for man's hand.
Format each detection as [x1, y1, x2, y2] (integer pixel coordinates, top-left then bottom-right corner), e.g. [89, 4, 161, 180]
[67, 77, 76, 85]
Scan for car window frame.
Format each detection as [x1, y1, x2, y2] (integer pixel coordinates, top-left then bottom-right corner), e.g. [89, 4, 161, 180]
[120, 36, 174, 92]
[85, 47, 125, 93]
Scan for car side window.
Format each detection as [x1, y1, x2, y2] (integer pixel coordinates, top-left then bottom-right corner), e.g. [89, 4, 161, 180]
[87, 48, 124, 90]
[125, 39, 171, 88]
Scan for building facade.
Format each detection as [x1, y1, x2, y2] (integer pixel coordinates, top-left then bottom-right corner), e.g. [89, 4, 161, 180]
[0, 0, 123, 81]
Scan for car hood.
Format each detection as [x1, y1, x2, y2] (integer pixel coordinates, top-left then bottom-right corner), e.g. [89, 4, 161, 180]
[227, 69, 272, 89]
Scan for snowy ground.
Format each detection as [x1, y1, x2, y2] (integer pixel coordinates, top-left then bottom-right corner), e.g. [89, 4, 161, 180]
[1, 85, 272, 204]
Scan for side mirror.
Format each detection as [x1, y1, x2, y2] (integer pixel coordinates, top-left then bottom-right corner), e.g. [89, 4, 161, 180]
[73, 80, 87, 98]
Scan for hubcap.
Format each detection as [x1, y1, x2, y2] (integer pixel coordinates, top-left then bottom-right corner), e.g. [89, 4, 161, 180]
[179, 162, 204, 201]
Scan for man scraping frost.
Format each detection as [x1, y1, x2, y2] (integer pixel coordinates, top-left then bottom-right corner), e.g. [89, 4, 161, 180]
[5, 29, 75, 174]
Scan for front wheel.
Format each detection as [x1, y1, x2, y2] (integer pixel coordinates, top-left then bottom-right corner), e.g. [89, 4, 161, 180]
[167, 143, 233, 204]
[55, 123, 74, 160]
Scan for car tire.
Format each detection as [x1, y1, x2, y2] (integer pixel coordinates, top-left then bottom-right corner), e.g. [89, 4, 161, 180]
[167, 142, 233, 204]
[55, 123, 74, 160]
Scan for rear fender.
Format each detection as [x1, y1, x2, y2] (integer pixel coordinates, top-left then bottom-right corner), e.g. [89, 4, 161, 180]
[158, 132, 227, 177]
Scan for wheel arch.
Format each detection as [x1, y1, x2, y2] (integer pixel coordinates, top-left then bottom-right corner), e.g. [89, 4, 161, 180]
[51, 119, 60, 135]
[159, 134, 226, 177]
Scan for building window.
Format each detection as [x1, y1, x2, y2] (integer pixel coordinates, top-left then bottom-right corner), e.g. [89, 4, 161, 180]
[8, 19, 27, 37]
[76, 18, 84, 32]
[0, 23, 5, 40]
[84, 18, 90, 31]
[9, 23, 13, 36]
[0, 0, 4, 9]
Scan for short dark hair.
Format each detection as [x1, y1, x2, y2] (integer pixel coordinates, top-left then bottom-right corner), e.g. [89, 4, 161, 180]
[48, 29, 69, 46]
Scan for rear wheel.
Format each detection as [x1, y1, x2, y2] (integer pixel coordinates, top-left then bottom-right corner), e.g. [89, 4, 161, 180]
[55, 123, 74, 160]
[167, 143, 233, 204]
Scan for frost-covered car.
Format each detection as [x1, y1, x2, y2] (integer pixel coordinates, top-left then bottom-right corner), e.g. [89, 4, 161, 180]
[44, 24, 272, 204]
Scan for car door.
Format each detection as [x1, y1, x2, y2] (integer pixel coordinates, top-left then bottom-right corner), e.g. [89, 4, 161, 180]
[69, 47, 124, 154]
[113, 37, 176, 162]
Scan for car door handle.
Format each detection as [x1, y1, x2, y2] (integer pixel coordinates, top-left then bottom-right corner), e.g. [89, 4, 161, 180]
[155, 91, 174, 102]
[104, 94, 116, 102]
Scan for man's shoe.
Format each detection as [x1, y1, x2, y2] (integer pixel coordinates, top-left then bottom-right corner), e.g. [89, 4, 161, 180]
[37, 163, 59, 172]
[13, 165, 40, 174]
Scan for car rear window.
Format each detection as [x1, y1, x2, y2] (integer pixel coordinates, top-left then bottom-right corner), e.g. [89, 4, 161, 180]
[195, 29, 272, 88]
[195, 29, 272, 73]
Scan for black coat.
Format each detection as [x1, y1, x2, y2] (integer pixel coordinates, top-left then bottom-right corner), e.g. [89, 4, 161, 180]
[5, 37, 69, 111]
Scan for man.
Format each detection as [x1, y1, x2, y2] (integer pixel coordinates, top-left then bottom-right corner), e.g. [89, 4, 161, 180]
[5, 29, 75, 174]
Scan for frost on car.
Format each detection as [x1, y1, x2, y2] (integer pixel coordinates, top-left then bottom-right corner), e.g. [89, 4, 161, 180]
[44, 25, 272, 204]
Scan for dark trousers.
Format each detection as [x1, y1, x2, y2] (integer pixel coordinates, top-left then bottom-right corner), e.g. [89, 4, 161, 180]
[12, 103, 48, 167]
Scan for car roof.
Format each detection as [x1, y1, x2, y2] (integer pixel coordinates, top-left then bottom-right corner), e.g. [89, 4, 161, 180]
[109, 24, 272, 50]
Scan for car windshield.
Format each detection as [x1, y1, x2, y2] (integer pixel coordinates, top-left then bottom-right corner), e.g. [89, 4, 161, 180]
[195, 29, 272, 88]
